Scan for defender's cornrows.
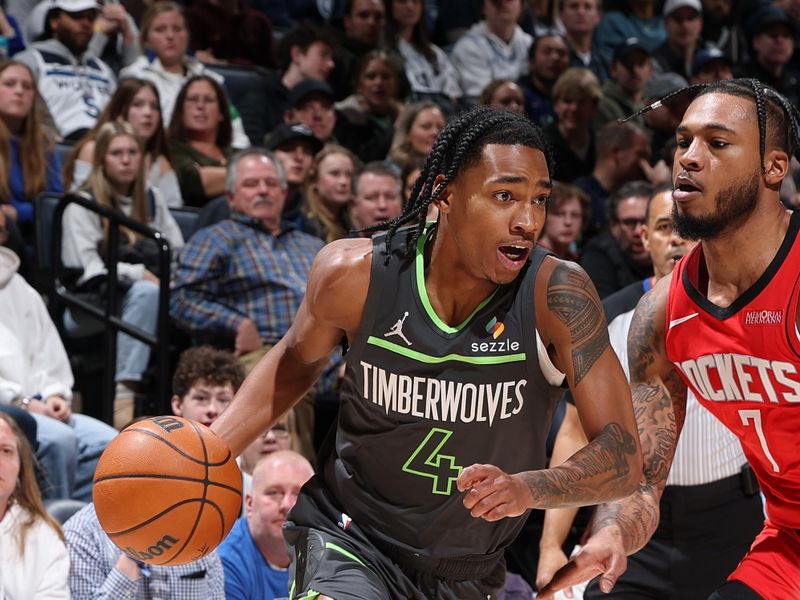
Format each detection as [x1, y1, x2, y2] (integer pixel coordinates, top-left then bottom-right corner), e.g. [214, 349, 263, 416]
[361, 107, 552, 261]
[623, 78, 800, 173]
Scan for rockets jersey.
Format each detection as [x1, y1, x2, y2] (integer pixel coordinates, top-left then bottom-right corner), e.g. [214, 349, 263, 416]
[326, 226, 565, 557]
[665, 210, 800, 529]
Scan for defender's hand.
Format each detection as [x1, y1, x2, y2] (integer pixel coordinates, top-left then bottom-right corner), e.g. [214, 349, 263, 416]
[537, 526, 628, 598]
[457, 464, 533, 521]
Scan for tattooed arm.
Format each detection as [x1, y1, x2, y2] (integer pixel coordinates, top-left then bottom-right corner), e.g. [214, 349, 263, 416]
[538, 274, 688, 598]
[458, 259, 642, 517]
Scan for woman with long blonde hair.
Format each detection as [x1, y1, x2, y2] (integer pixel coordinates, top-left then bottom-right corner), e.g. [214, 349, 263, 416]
[0, 60, 62, 238]
[62, 121, 183, 428]
[304, 144, 361, 243]
[0, 411, 69, 599]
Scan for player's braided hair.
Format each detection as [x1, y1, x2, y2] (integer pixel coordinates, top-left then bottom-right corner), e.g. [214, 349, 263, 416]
[623, 78, 800, 174]
[362, 107, 552, 262]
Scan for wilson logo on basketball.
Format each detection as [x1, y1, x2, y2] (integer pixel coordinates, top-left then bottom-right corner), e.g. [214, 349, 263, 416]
[744, 310, 783, 326]
[125, 534, 179, 561]
[151, 416, 185, 433]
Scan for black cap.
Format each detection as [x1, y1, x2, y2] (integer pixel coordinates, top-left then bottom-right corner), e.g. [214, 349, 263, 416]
[263, 123, 324, 154]
[612, 37, 651, 63]
[0, 404, 38, 452]
[691, 47, 732, 77]
[287, 79, 334, 110]
[745, 6, 795, 39]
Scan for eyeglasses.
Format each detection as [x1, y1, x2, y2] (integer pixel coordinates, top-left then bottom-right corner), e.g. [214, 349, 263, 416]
[185, 95, 218, 106]
[264, 424, 291, 439]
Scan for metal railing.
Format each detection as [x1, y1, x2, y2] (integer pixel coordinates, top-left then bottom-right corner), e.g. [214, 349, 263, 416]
[48, 193, 172, 424]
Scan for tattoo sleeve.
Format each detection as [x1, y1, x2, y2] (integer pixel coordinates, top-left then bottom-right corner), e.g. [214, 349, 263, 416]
[591, 287, 688, 554]
[546, 263, 610, 385]
[522, 422, 639, 508]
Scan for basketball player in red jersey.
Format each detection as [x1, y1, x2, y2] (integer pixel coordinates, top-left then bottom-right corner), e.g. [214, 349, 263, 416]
[540, 79, 800, 600]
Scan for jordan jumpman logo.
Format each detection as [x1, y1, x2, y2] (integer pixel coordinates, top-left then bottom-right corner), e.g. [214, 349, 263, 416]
[385, 312, 412, 346]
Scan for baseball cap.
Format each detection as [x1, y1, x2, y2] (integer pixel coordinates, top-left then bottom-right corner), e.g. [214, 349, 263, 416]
[644, 72, 688, 100]
[745, 6, 795, 39]
[612, 38, 651, 63]
[663, 0, 701, 17]
[263, 123, 324, 154]
[52, 0, 101, 12]
[691, 47, 731, 77]
[287, 79, 334, 110]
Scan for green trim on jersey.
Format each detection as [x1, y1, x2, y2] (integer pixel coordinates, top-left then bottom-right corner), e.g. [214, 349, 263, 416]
[324, 542, 367, 567]
[292, 589, 320, 600]
[367, 336, 526, 364]
[415, 225, 498, 333]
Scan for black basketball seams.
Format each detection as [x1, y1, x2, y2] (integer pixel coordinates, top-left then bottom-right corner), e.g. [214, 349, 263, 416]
[106, 497, 207, 537]
[93, 473, 242, 496]
[120, 427, 232, 467]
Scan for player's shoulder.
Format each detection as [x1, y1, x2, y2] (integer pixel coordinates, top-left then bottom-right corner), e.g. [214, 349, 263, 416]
[536, 254, 596, 294]
[306, 238, 373, 299]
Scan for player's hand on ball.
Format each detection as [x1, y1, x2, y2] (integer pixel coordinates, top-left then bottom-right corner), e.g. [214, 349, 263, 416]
[537, 526, 628, 599]
[456, 464, 533, 521]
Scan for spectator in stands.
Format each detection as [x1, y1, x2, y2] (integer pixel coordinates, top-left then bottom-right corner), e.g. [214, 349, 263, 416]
[266, 25, 336, 134]
[543, 67, 600, 182]
[284, 79, 337, 144]
[574, 121, 652, 234]
[167, 75, 233, 208]
[218, 450, 314, 600]
[400, 155, 425, 206]
[90, 1, 140, 74]
[238, 413, 297, 501]
[478, 79, 526, 114]
[641, 72, 690, 163]
[15, 0, 116, 141]
[334, 50, 403, 163]
[304, 144, 361, 243]
[119, 1, 250, 149]
[329, 0, 386, 100]
[699, 0, 754, 65]
[0, 412, 70, 600]
[652, 0, 704, 80]
[348, 161, 403, 230]
[63, 78, 181, 207]
[170, 148, 324, 363]
[689, 46, 734, 84]
[388, 101, 445, 172]
[264, 122, 323, 230]
[738, 6, 800, 107]
[518, 31, 570, 126]
[170, 149, 333, 458]
[64, 500, 225, 599]
[170, 345, 244, 428]
[580, 180, 653, 298]
[0, 60, 62, 242]
[451, 0, 533, 103]
[558, 0, 608, 81]
[62, 121, 183, 428]
[384, 0, 462, 112]
[0, 210, 117, 502]
[185, 0, 276, 68]
[594, 0, 666, 64]
[537, 182, 591, 261]
[593, 38, 653, 131]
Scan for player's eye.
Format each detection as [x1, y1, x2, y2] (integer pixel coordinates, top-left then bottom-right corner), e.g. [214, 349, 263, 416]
[494, 191, 513, 203]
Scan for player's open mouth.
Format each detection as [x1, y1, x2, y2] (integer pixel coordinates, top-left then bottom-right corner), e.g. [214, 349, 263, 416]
[498, 245, 530, 269]
[673, 176, 702, 201]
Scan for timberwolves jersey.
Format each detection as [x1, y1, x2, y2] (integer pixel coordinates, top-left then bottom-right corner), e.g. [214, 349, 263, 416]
[326, 226, 565, 557]
[666, 210, 800, 529]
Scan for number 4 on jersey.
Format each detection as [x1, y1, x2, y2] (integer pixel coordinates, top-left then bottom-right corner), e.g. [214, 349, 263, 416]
[402, 428, 463, 495]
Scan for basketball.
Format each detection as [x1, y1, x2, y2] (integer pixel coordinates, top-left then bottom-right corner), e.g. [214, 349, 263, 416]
[93, 416, 242, 566]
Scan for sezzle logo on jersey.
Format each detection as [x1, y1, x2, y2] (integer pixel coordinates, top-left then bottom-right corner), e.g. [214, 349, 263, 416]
[674, 353, 800, 404]
[743, 309, 783, 326]
[471, 316, 520, 353]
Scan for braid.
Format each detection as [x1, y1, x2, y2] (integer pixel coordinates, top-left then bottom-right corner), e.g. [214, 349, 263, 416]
[621, 78, 800, 173]
[361, 107, 551, 263]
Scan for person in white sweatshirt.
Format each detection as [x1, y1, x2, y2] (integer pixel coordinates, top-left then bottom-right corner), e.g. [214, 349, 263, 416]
[0, 411, 70, 600]
[62, 120, 183, 428]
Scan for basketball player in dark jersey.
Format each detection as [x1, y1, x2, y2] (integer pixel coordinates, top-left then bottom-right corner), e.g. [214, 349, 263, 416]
[540, 80, 800, 600]
[212, 107, 643, 599]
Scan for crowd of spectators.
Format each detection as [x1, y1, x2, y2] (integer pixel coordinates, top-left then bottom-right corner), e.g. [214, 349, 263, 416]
[0, 0, 797, 596]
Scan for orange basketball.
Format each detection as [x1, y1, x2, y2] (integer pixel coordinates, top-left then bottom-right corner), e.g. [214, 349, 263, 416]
[93, 416, 242, 566]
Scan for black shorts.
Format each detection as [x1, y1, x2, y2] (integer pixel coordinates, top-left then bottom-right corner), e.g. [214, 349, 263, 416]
[284, 476, 506, 600]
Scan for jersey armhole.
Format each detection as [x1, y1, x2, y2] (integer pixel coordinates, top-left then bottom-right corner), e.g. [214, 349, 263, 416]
[536, 329, 565, 386]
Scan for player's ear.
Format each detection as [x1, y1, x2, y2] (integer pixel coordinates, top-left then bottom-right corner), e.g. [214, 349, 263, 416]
[170, 394, 183, 417]
[432, 174, 452, 213]
[763, 149, 789, 188]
